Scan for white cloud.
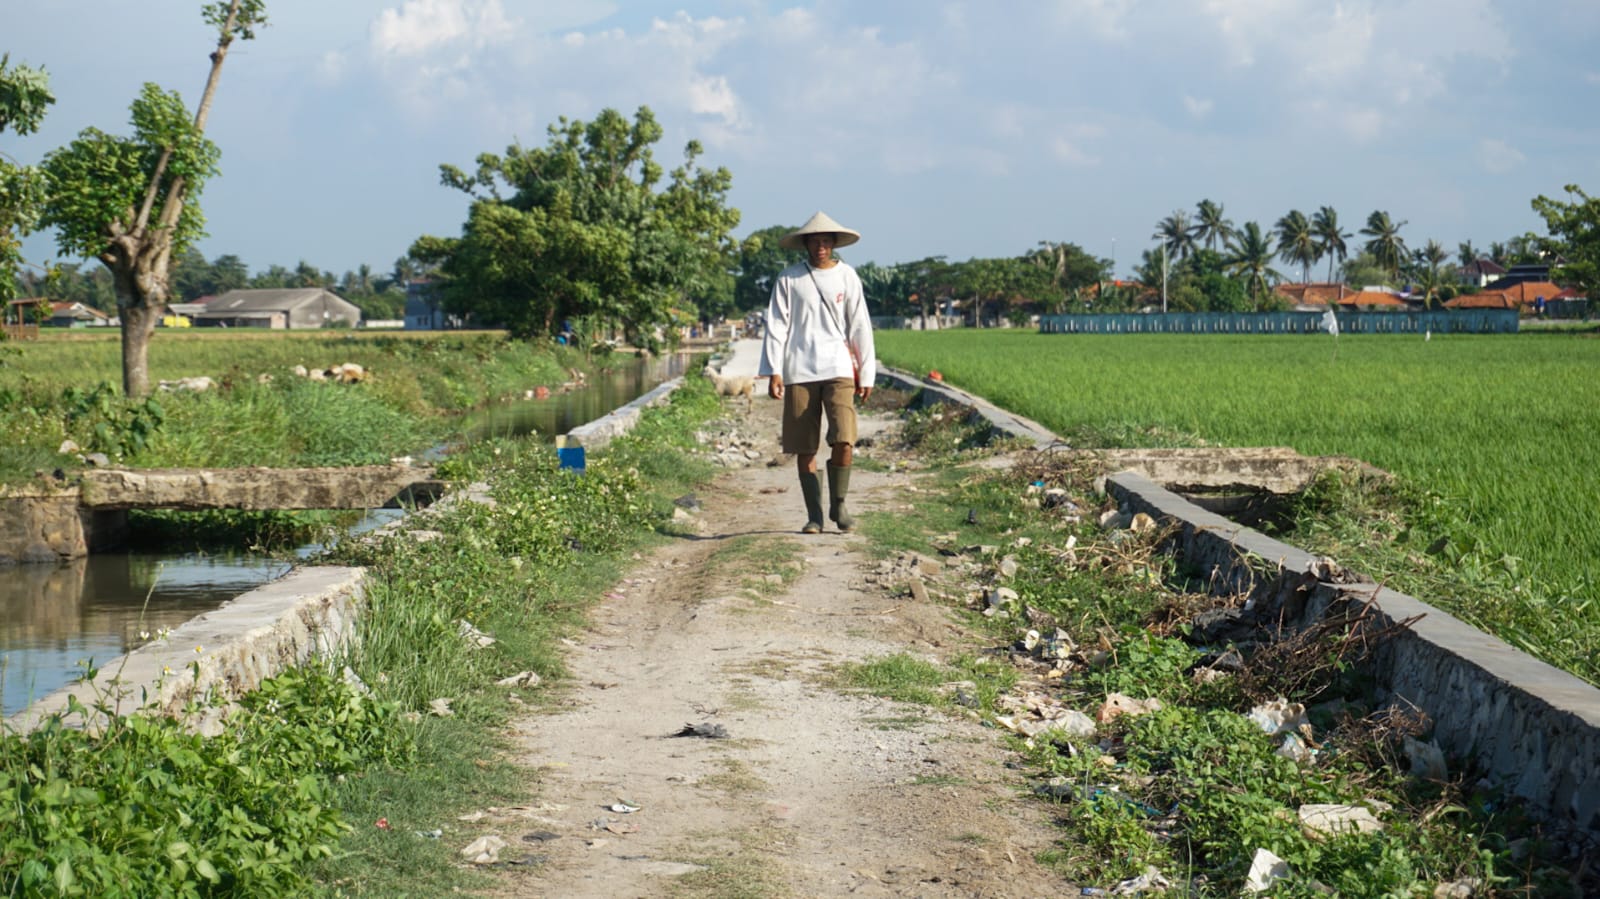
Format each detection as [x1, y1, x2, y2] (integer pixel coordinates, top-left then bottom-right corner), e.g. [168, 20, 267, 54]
[1049, 0, 1136, 40]
[1183, 95, 1213, 119]
[316, 50, 347, 83]
[1051, 137, 1099, 167]
[1478, 138, 1525, 174]
[370, 0, 515, 57]
[688, 74, 740, 124]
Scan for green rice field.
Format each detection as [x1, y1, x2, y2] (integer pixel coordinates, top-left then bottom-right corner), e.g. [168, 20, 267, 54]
[877, 328, 1600, 679]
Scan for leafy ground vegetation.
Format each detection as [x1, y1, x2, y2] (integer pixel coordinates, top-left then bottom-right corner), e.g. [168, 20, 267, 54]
[846, 399, 1594, 897]
[1, 367, 723, 896]
[3, 347, 1593, 896]
[0, 329, 608, 484]
[876, 329, 1600, 688]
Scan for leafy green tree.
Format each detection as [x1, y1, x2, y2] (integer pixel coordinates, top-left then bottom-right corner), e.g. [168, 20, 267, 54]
[1340, 250, 1392, 289]
[251, 263, 291, 288]
[292, 259, 332, 289]
[1151, 211, 1195, 262]
[1225, 221, 1280, 306]
[732, 224, 795, 312]
[1311, 206, 1350, 283]
[1, 54, 55, 301]
[894, 255, 954, 323]
[1532, 184, 1600, 296]
[1456, 240, 1479, 269]
[1193, 199, 1234, 251]
[415, 106, 739, 346]
[1359, 210, 1407, 280]
[1027, 240, 1108, 295]
[1169, 249, 1248, 312]
[1274, 209, 1318, 283]
[38, 1, 267, 397]
[170, 245, 211, 300]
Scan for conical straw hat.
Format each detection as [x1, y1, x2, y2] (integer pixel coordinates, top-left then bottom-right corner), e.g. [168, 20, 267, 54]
[779, 211, 861, 250]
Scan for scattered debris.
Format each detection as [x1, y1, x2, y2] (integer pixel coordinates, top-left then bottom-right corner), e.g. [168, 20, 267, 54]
[1246, 698, 1309, 736]
[496, 671, 542, 688]
[1299, 803, 1384, 839]
[458, 620, 496, 648]
[1244, 848, 1290, 893]
[461, 835, 507, 864]
[672, 722, 728, 739]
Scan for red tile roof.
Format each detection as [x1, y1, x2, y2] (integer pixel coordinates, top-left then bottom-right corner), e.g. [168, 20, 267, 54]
[1445, 281, 1563, 311]
[1339, 289, 1406, 307]
[1273, 282, 1352, 306]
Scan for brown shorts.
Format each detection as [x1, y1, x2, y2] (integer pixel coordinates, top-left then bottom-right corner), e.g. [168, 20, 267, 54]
[782, 378, 857, 454]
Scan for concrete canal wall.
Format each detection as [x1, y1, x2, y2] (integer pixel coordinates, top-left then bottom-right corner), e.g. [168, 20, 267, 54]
[6, 356, 702, 735]
[896, 366, 1600, 832]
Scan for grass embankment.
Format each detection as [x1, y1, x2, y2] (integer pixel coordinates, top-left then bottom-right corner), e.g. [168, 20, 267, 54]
[1, 367, 724, 896]
[0, 329, 603, 481]
[845, 404, 1582, 896]
[876, 329, 1600, 685]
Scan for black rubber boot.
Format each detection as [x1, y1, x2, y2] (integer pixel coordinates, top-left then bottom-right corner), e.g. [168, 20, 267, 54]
[827, 462, 856, 532]
[799, 470, 824, 534]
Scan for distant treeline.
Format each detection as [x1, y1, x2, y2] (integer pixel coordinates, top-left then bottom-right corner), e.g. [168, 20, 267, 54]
[11, 249, 423, 321]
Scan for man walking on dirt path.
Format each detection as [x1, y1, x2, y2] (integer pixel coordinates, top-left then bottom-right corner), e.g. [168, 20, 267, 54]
[758, 211, 877, 534]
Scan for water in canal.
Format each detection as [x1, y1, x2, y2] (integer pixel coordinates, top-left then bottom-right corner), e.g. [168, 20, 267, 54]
[1, 353, 692, 716]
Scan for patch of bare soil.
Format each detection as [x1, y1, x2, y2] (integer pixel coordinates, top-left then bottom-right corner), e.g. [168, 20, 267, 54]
[483, 398, 1071, 898]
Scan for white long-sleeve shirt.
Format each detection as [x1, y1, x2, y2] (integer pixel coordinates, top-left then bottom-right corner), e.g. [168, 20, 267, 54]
[757, 261, 877, 386]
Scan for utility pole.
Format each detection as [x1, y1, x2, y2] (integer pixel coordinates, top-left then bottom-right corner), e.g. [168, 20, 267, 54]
[1161, 243, 1168, 314]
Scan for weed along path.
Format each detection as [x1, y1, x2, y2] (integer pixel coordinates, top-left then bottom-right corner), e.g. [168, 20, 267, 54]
[487, 396, 1069, 898]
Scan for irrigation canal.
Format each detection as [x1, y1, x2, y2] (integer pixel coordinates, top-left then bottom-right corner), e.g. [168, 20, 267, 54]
[0, 352, 692, 716]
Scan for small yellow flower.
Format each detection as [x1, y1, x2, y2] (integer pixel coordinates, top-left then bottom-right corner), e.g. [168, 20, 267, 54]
[194, 645, 204, 653]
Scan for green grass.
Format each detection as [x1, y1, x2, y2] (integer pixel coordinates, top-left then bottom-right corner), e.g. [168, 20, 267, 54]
[877, 328, 1600, 682]
[0, 330, 611, 482]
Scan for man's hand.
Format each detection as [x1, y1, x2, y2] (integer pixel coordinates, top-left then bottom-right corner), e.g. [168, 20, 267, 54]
[767, 374, 784, 400]
[855, 385, 872, 402]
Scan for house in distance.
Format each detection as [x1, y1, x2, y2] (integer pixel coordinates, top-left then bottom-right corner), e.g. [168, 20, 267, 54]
[194, 288, 361, 329]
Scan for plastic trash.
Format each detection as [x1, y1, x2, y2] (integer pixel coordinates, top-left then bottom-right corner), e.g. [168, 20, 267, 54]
[461, 835, 508, 864]
[1245, 848, 1290, 893]
[673, 722, 728, 739]
[556, 434, 586, 473]
[1246, 698, 1308, 736]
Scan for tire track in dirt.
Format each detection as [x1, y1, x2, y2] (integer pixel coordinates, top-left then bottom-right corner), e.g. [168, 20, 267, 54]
[487, 399, 1070, 898]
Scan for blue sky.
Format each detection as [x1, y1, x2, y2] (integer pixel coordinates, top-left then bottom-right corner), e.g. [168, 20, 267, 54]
[9, 0, 1600, 280]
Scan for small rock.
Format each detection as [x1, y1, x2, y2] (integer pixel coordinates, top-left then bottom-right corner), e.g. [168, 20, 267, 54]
[1299, 803, 1384, 839]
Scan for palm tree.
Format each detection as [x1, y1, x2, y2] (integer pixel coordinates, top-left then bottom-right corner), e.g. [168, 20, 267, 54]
[1152, 211, 1196, 262]
[1225, 221, 1281, 306]
[1360, 210, 1408, 281]
[1274, 209, 1319, 283]
[1488, 242, 1509, 266]
[1311, 206, 1350, 282]
[1193, 199, 1235, 251]
[1456, 240, 1479, 269]
[1419, 240, 1448, 275]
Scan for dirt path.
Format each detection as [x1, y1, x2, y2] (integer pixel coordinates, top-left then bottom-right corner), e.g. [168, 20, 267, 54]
[485, 397, 1070, 898]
